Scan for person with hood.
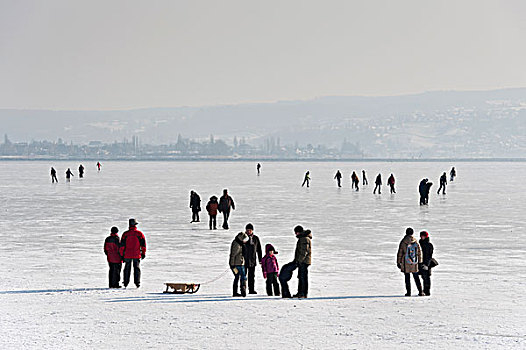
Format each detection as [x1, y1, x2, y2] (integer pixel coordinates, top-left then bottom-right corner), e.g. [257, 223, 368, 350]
[362, 170, 368, 185]
[104, 226, 122, 288]
[293, 225, 312, 298]
[120, 218, 146, 288]
[50, 167, 58, 183]
[419, 231, 434, 296]
[388, 174, 396, 194]
[65, 168, 74, 182]
[437, 172, 447, 195]
[450, 167, 456, 182]
[334, 170, 342, 187]
[206, 195, 219, 230]
[218, 189, 235, 229]
[78, 164, 85, 178]
[189, 190, 201, 223]
[351, 171, 359, 191]
[302, 171, 311, 187]
[229, 231, 248, 297]
[243, 223, 262, 294]
[373, 173, 382, 194]
[261, 243, 280, 296]
[397, 227, 423, 296]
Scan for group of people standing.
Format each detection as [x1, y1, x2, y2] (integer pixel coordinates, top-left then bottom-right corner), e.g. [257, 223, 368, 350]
[50, 162, 101, 183]
[103, 218, 147, 288]
[229, 224, 312, 298]
[190, 189, 235, 230]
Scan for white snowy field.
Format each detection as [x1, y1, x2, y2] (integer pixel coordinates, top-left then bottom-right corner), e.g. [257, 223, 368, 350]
[0, 160, 524, 349]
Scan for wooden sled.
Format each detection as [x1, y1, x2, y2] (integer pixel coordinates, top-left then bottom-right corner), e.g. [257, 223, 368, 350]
[164, 283, 200, 294]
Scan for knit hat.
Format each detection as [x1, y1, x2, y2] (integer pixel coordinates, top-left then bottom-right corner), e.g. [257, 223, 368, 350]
[111, 226, 119, 234]
[294, 225, 304, 233]
[420, 231, 429, 238]
[406, 227, 414, 235]
[245, 223, 254, 230]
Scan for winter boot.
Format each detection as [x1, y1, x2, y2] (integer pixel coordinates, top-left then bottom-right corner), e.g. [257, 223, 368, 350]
[240, 281, 247, 297]
[233, 281, 241, 297]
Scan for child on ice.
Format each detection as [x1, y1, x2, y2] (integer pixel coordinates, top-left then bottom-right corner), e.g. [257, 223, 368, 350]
[261, 244, 280, 296]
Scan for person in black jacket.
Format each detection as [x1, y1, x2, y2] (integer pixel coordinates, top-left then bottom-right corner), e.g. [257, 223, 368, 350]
[437, 172, 447, 195]
[334, 170, 342, 187]
[189, 191, 201, 223]
[243, 223, 262, 294]
[218, 189, 235, 229]
[373, 173, 382, 194]
[419, 231, 434, 296]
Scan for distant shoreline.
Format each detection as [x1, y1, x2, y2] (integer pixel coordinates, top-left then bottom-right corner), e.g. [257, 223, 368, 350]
[0, 157, 525, 162]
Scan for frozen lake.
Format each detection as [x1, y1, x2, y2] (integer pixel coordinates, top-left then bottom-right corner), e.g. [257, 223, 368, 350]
[1, 161, 525, 349]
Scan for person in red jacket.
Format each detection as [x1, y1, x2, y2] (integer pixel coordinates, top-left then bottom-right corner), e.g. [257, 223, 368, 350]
[104, 226, 122, 288]
[388, 173, 396, 194]
[206, 196, 219, 230]
[119, 218, 146, 288]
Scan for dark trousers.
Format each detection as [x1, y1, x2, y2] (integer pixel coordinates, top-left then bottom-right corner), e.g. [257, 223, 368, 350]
[390, 184, 396, 193]
[279, 262, 298, 298]
[437, 184, 446, 194]
[405, 272, 422, 295]
[51, 175, 58, 183]
[297, 263, 309, 297]
[374, 184, 381, 194]
[266, 272, 280, 296]
[108, 262, 122, 288]
[302, 179, 309, 187]
[420, 269, 431, 295]
[209, 214, 217, 229]
[336, 179, 341, 187]
[363, 178, 368, 185]
[246, 266, 256, 293]
[222, 211, 230, 229]
[123, 258, 141, 287]
[192, 209, 200, 222]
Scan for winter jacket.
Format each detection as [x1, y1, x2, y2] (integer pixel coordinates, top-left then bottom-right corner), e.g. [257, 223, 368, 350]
[397, 235, 422, 273]
[229, 232, 247, 267]
[243, 234, 262, 267]
[120, 227, 146, 259]
[218, 195, 235, 213]
[375, 174, 382, 185]
[190, 193, 201, 211]
[294, 230, 312, 265]
[440, 174, 447, 185]
[419, 238, 434, 266]
[206, 200, 218, 216]
[261, 244, 280, 278]
[388, 175, 395, 185]
[104, 233, 122, 263]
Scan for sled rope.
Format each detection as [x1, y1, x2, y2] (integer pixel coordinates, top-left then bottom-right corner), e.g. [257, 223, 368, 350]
[199, 268, 231, 285]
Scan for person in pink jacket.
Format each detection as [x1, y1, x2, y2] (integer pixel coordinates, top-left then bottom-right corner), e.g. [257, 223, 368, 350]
[261, 244, 280, 296]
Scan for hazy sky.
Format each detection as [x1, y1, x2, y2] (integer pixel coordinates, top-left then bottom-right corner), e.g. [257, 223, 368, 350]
[0, 0, 524, 110]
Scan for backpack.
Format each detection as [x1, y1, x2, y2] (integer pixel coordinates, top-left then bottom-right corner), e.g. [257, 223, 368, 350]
[405, 242, 418, 265]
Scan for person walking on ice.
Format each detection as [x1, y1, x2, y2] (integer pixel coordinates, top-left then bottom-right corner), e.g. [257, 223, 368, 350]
[261, 243, 280, 296]
[189, 190, 201, 223]
[96, 162, 102, 171]
[388, 173, 396, 194]
[334, 170, 342, 187]
[257, 163, 261, 175]
[120, 218, 146, 288]
[373, 173, 382, 194]
[104, 226, 122, 288]
[78, 164, 85, 178]
[50, 167, 58, 183]
[229, 231, 248, 297]
[218, 189, 235, 229]
[65, 168, 74, 182]
[362, 170, 368, 185]
[437, 172, 447, 194]
[302, 171, 311, 187]
[397, 227, 423, 296]
[206, 195, 219, 230]
[450, 167, 456, 182]
[351, 171, 359, 191]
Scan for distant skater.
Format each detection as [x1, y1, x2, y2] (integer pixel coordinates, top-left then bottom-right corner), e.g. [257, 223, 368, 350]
[351, 171, 359, 191]
[78, 164, 84, 178]
[97, 162, 101, 171]
[388, 173, 396, 194]
[437, 172, 447, 195]
[218, 189, 235, 229]
[419, 178, 433, 205]
[189, 191, 201, 223]
[257, 163, 261, 175]
[65, 168, 74, 182]
[450, 167, 456, 182]
[50, 167, 58, 183]
[362, 170, 368, 185]
[334, 170, 342, 187]
[302, 171, 311, 187]
[373, 173, 382, 194]
[206, 196, 219, 230]
[104, 226, 122, 288]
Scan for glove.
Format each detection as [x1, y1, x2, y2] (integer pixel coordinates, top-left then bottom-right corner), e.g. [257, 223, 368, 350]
[397, 263, 402, 269]
[263, 273, 267, 279]
[141, 253, 145, 260]
[231, 267, 239, 275]
[422, 265, 429, 270]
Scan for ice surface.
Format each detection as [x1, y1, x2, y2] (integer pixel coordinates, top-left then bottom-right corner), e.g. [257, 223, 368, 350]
[0, 161, 525, 349]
